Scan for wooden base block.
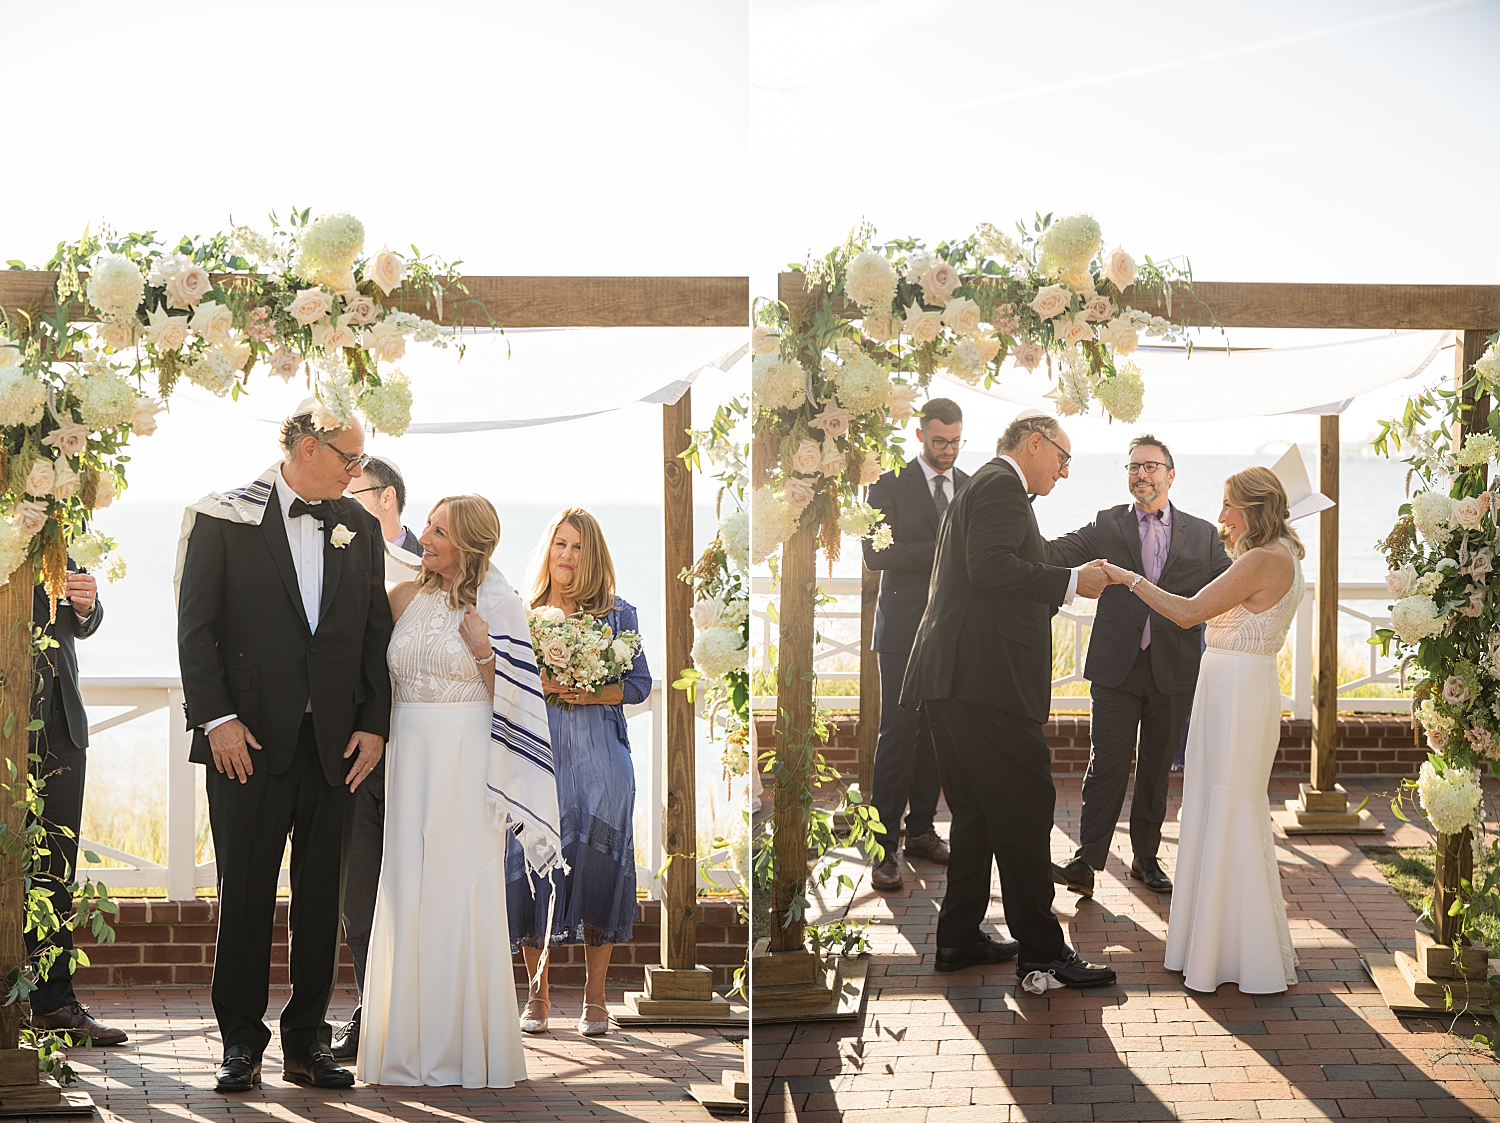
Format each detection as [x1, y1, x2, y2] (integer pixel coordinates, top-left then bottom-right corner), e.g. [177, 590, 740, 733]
[751, 954, 870, 1025]
[1364, 952, 1467, 1015]
[0, 1077, 90, 1116]
[1415, 929, 1491, 978]
[753, 956, 838, 1008]
[688, 1079, 748, 1113]
[722, 1067, 749, 1099]
[0, 1050, 37, 1087]
[1299, 783, 1350, 813]
[611, 992, 748, 1026]
[751, 948, 821, 987]
[1272, 804, 1386, 835]
[643, 964, 714, 1001]
[1397, 949, 1500, 1001]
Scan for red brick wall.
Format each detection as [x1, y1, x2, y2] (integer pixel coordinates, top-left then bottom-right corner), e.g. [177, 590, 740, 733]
[72, 898, 746, 991]
[754, 712, 1420, 781]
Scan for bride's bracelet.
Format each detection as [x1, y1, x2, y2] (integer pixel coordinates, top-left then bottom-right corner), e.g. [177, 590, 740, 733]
[472, 648, 496, 665]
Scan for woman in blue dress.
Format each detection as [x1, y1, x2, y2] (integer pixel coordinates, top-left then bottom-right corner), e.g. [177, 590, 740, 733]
[508, 507, 649, 1038]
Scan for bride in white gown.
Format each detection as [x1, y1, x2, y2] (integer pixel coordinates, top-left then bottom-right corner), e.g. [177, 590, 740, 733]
[359, 495, 530, 1087]
[1100, 465, 1304, 994]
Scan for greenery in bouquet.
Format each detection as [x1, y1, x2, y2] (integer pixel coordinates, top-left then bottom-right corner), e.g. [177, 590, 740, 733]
[750, 214, 1197, 568]
[526, 606, 642, 710]
[1374, 333, 1500, 840]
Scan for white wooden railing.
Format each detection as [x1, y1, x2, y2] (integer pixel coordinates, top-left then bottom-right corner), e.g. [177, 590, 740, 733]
[75, 678, 702, 902]
[751, 575, 1410, 719]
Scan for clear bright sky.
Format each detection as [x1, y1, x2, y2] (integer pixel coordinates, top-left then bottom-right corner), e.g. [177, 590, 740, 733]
[0, 0, 749, 504]
[752, 0, 1500, 456]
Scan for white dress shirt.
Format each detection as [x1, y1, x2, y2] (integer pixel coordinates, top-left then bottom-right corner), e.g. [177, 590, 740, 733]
[997, 453, 1077, 605]
[204, 468, 324, 733]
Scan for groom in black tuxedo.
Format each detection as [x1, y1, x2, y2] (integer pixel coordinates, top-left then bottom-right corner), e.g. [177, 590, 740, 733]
[901, 412, 1115, 986]
[178, 409, 392, 1092]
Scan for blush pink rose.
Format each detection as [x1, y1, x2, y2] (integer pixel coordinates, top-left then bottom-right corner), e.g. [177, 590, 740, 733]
[811, 404, 853, 438]
[790, 439, 822, 475]
[782, 477, 815, 509]
[918, 261, 960, 305]
[12, 501, 47, 535]
[164, 264, 211, 309]
[24, 459, 55, 497]
[42, 421, 89, 458]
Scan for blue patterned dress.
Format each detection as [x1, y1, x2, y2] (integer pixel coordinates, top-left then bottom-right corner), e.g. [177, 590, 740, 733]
[507, 597, 649, 949]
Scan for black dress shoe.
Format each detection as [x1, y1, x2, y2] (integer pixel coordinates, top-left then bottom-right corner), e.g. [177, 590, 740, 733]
[1130, 856, 1173, 893]
[871, 854, 903, 891]
[1050, 858, 1095, 897]
[330, 1007, 360, 1061]
[283, 1042, 355, 1089]
[214, 1045, 262, 1093]
[1016, 950, 1117, 988]
[935, 934, 1021, 973]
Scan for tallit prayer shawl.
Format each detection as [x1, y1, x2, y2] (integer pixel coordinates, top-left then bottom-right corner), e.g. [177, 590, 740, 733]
[174, 465, 568, 881]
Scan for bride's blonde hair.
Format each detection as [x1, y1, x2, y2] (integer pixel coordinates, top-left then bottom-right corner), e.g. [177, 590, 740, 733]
[414, 495, 501, 608]
[1221, 466, 1305, 559]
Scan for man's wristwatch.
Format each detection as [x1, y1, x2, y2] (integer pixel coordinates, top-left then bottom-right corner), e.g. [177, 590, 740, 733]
[1130, 574, 1144, 592]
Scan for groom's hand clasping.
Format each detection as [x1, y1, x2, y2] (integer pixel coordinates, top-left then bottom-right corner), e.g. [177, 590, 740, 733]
[208, 719, 262, 784]
[1074, 562, 1109, 600]
[344, 731, 385, 792]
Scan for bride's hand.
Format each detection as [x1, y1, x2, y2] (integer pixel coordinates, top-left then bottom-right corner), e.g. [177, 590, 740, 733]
[459, 605, 491, 661]
[1101, 561, 1135, 586]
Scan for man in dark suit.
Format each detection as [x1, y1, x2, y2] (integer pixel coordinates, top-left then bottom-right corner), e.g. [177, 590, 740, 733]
[178, 408, 393, 1093]
[331, 455, 415, 1059]
[901, 411, 1114, 986]
[24, 567, 128, 1045]
[1046, 435, 1231, 896]
[862, 398, 968, 891]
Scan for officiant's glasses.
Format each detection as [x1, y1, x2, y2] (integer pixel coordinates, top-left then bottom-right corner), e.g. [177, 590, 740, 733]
[1126, 461, 1169, 476]
[927, 437, 966, 452]
[321, 439, 372, 472]
[1042, 434, 1071, 470]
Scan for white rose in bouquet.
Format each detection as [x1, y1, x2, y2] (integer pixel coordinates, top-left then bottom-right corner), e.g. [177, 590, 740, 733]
[790, 440, 822, 476]
[42, 421, 90, 458]
[886, 383, 919, 421]
[51, 459, 79, 500]
[1098, 317, 1139, 356]
[1455, 495, 1487, 531]
[288, 287, 335, 327]
[690, 597, 721, 631]
[1385, 564, 1417, 598]
[751, 324, 780, 355]
[1029, 284, 1070, 320]
[940, 297, 983, 337]
[190, 301, 234, 345]
[162, 261, 212, 310]
[129, 397, 164, 437]
[530, 605, 567, 623]
[902, 303, 943, 345]
[1012, 339, 1046, 372]
[96, 318, 139, 351]
[782, 477, 815, 509]
[145, 304, 190, 351]
[366, 246, 405, 295]
[93, 473, 116, 510]
[1102, 247, 1138, 290]
[918, 260, 959, 305]
[24, 459, 55, 497]
[12, 501, 48, 536]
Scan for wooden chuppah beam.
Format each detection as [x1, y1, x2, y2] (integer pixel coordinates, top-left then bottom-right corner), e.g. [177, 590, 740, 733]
[778, 273, 1500, 331]
[0, 273, 750, 329]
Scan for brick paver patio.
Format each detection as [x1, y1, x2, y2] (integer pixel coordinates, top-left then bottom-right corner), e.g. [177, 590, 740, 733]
[755, 775, 1500, 1122]
[54, 986, 739, 1121]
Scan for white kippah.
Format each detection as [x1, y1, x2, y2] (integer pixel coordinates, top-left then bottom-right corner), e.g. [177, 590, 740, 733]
[1012, 407, 1051, 423]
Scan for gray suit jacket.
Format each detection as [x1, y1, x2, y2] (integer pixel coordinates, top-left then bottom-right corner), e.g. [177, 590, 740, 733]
[1047, 502, 1232, 695]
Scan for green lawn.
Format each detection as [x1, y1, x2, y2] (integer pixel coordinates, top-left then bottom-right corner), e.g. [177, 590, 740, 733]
[1363, 842, 1500, 956]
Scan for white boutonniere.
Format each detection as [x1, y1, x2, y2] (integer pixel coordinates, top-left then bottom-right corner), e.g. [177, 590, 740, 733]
[329, 524, 356, 549]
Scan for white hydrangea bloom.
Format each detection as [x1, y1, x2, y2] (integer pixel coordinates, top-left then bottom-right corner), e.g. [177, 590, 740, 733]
[1095, 362, 1145, 424]
[719, 510, 749, 574]
[1456, 433, 1499, 468]
[67, 530, 112, 570]
[86, 254, 145, 320]
[691, 625, 747, 681]
[844, 250, 897, 312]
[1037, 215, 1101, 278]
[298, 213, 366, 275]
[357, 371, 413, 436]
[1391, 594, 1446, 643]
[1416, 761, 1483, 834]
[0, 518, 33, 585]
[752, 354, 807, 413]
[832, 351, 891, 416]
[1411, 491, 1456, 546]
[76, 370, 138, 430]
[751, 486, 802, 564]
[0, 369, 48, 427]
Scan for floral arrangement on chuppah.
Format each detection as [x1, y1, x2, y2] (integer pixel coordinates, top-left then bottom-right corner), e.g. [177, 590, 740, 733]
[750, 214, 1195, 567]
[1375, 333, 1500, 966]
[0, 210, 466, 598]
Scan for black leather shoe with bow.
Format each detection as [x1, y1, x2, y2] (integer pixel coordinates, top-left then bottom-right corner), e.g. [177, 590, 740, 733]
[214, 1046, 262, 1093]
[1016, 950, 1117, 988]
[935, 934, 1021, 973]
[282, 1042, 355, 1089]
[1130, 856, 1173, 893]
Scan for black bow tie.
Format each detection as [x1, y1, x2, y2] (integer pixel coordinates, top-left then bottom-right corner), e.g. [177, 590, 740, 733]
[287, 498, 334, 522]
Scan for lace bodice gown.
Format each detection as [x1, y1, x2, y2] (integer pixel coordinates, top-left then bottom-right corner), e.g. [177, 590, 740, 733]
[1164, 541, 1302, 994]
[358, 589, 526, 1088]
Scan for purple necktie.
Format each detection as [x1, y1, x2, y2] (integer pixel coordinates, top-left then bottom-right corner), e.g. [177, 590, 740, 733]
[1140, 511, 1165, 650]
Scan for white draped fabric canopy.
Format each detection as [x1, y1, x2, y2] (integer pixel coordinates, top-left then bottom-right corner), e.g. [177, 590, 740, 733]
[941, 330, 1451, 422]
[173, 327, 749, 431]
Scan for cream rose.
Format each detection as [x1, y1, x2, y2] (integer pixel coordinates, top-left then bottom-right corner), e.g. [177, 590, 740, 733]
[859, 450, 883, 486]
[862, 313, 896, 345]
[145, 304, 189, 351]
[1012, 340, 1046, 371]
[940, 297, 983, 337]
[367, 247, 405, 296]
[690, 598, 721, 631]
[790, 439, 822, 475]
[887, 383, 919, 421]
[821, 438, 846, 474]
[93, 473, 116, 510]
[1081, 295, 1114, 323]
[918, 261, 959, 305]
[130, 397, 164, 436]
[1385, 564, 1416, 598]
[24, 459, 55, 497]
[269, 348, 303, 381]
[1455, 495, 1486, 530]
[12, 501, 47, 536]
[1098, 317, 1139, 356]
[190, 301, 233, 344]
[343, 294, 379, 325]
[540, 638, 571, 668]
[903, 304, 943, 345]
[810, 404, 853, 439]
[312, 319, 358, 352]
[365, 321, 406, 362]
[42, 421, 89, 458]
[288, 287, 335, 327]
[163, 262, 211, 309]
[1102, 248, 1138, 290]
[97, 319, 138, 351]
[782, 477, 815, 509]
[751, 324, 778, 355]
[1029, 284, 1070, 320]
[51, 459, 79, 500]
[1056, 316, 1094, 346]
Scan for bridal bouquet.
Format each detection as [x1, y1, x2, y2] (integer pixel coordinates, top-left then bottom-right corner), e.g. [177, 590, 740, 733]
[527, 606, 643, 708]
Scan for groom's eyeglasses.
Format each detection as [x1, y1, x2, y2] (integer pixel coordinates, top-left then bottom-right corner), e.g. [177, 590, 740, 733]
[1126, 461, 1170, 476]
[1042, 433, 1072, 470]
[321, 439, 372, 472]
